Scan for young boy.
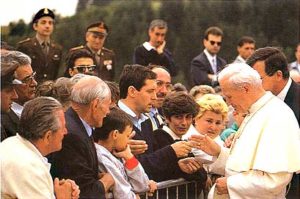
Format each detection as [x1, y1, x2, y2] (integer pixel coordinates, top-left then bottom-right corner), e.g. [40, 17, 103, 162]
[93, 107, 156, 199]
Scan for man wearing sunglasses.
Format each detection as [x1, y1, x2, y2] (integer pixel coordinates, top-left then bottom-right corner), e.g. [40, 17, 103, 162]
[67, 21, 116, 81]
[191, 26, 227, 87]
[1, 51, 38, 139]
[64, 49, 96, 77]
[17, 8, 62, 83]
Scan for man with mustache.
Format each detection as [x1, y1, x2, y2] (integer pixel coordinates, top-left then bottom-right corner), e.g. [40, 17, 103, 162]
[1, 51, 38, 139]
[133, 19, 177, 76]
[147, 65, 172, 130]
[17, 8, 62, 83]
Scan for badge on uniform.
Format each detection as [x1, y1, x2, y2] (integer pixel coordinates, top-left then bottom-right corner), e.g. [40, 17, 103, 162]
[53, 54, 60, 60]
[104, 60, 113, 70]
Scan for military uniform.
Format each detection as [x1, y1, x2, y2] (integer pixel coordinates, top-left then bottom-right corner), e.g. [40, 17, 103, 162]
[17, 37, 62, 82]
[68, 45, 116, 81]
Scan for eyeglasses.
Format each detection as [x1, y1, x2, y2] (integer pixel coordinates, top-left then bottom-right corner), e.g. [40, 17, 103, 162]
[156, 80, 173, 91]
[209, 40, 222, 46]
[15, 71, 37, 85]
[73, 65, 96, 73]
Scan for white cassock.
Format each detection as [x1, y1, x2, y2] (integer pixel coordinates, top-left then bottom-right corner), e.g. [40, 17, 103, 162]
[207, 92, 300, 199]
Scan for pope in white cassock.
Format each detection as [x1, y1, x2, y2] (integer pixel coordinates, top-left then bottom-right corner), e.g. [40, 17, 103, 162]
[190, 63, 300, 199]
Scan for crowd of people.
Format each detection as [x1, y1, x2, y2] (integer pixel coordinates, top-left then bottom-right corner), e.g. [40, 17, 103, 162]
[1, 7, 300, 199]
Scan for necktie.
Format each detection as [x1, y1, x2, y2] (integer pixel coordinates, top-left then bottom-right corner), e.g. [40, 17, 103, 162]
[41, 42, 48, 55]
[212, 58, 217, 74]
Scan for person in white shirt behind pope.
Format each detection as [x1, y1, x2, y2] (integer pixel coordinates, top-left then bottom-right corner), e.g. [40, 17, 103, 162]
[189, 62, 300, 199]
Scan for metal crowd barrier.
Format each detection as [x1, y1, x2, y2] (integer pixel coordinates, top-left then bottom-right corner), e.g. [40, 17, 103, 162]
[108, 178, 204, 199]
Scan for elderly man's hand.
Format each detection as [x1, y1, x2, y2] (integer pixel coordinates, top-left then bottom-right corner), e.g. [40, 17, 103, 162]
[189, 134, 221, 157]
[54, 178, 72, 199]
[65, 179, 80, 199]
[215, 177, 229, 195]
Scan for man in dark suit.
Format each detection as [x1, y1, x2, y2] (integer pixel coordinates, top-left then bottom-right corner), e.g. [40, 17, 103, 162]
[17, 8, 62, 83]
[247, 47, 300, 198]
[49, 76, 114, 198]
[67, 21, 116, 81]
[118, 65, 202, 181]
[190, 26, 227, 87]
[1, 51, 37, 139]
[133, 19, 177, 76]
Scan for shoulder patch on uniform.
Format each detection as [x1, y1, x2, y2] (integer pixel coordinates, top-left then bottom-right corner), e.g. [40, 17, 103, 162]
[69, 45, 84, 51]
[18, 38, 31, 44]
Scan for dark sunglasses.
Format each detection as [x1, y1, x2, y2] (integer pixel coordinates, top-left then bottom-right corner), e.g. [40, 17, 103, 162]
[209, 40, 222, 46]
[73, 65, 96, 73]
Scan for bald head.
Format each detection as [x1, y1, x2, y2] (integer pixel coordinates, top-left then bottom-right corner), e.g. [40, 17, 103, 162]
[71, 76, 111, 105]
[151, 66, 172, 108]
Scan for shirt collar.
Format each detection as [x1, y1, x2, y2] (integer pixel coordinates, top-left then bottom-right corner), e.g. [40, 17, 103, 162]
[16, 134, 51, 170]
[236, 55, 246, 63]
[118, 100, 148, 130]
[149, 107, 159, 117]
[248, 91, 274, 114]
[204, 49, 217, 61]
[143, 42, 156, 51]
[36, 35, 50, 46]
[277, 78, 292, 101]
[86, 44, 102, 55]
[11, 102, 23, 118]
[162, 125, 182, 140]
[79, 117, 93, 137]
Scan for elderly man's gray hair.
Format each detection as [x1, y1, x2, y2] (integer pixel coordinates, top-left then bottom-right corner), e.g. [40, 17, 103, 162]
[149, 19, 168, 30]
[71, 76, 111, 105]
[19, 97, 63, 141]
[1, 50, 31, 70]
[218, 63, 262, 89]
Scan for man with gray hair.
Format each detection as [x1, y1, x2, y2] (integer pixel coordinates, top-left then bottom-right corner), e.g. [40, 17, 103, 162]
[49, 76, 114, 198]
[1, 51, 38, 139]
[1, 97, 80, 198]
[190, 63, 300, 198]
[133, 19, 177, 76]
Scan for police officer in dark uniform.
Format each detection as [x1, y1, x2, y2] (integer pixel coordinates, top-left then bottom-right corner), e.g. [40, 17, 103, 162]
[17, 8, 62, 83]
[67, 21, 116, 81]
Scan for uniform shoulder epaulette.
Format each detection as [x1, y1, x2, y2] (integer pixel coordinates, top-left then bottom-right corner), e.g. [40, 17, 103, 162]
[102, 47, 113, 53]
[18, 38, 31, 44]
[69, 45, 84, 51]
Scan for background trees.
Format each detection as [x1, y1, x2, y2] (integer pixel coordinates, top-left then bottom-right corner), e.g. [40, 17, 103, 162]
[2, 0, 299, 87]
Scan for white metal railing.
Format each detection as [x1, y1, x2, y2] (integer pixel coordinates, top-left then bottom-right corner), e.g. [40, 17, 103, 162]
[107, 178, 204, 199]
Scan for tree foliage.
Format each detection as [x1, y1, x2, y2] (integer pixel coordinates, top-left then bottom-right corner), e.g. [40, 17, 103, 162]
[2, 0, 299, 86]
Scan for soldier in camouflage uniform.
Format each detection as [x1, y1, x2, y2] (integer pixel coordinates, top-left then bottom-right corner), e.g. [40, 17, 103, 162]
[17, 8, 62, 83]
[67, 21, 116, 81]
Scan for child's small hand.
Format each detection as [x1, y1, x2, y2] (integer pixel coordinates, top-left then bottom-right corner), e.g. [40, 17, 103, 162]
[147, 180, 157, 196]
[113, 145, 133, 160]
